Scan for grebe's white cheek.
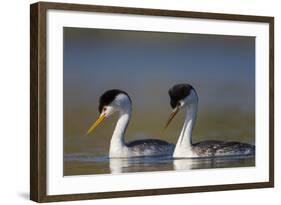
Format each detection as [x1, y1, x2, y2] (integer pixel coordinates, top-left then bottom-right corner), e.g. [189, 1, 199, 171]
[186, 90, 198, 105]
[114, 94, 131, 107]
[180, 98, 188, 108]
[104, 106, 116, 118]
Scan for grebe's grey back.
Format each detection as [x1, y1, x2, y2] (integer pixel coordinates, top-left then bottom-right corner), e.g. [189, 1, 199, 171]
[165, 84, 255, 158]
[87, 89, 174, 158]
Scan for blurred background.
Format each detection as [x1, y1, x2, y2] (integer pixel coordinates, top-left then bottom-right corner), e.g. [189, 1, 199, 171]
[63, 27, 255, 175]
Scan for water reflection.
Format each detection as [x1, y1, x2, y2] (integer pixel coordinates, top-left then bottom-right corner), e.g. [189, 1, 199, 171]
[109, 158, 127, 174]
[173, 156, 255, 171]
[109, 156, 173, 174]
[108, 156, 255, 174]
[64, 153, 254, 176]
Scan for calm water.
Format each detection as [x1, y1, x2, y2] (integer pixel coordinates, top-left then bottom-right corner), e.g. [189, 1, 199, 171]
[64, 151, 255, 176]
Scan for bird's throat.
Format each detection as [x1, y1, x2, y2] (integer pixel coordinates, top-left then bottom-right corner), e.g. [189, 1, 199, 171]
[175, 103, 198, 150]
[110, 111, 131, 155]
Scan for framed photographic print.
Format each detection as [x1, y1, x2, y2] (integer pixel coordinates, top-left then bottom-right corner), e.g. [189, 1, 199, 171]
[30, 1, 274, 202]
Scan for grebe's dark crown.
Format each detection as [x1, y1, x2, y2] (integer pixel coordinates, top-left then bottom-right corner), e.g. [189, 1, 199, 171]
[99, 89, 131, 113]
[168, 84, 195, 108]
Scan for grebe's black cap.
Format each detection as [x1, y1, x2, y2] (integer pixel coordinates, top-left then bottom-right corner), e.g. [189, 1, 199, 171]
[98, 89, 131, 113]
[168, 84, 194, 109]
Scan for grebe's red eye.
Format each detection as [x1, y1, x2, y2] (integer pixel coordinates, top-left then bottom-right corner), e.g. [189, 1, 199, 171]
[103, 107, 107, 112]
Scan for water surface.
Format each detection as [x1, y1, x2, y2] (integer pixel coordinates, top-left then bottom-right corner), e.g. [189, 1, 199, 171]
[64, 152, 255, 176]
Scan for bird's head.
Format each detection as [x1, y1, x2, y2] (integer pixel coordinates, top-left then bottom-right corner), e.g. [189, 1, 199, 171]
[87, 89, 131, 135]
[164, 84, 198, 129]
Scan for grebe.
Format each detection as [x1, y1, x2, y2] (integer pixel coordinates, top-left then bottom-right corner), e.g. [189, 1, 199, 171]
[87, 89, 174, 158]
[164, 84, 255, 158]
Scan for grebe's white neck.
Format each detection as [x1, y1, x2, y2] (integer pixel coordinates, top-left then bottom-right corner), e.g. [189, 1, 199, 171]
[109, 95, 132, 157]
[173, 102, 198, 158]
